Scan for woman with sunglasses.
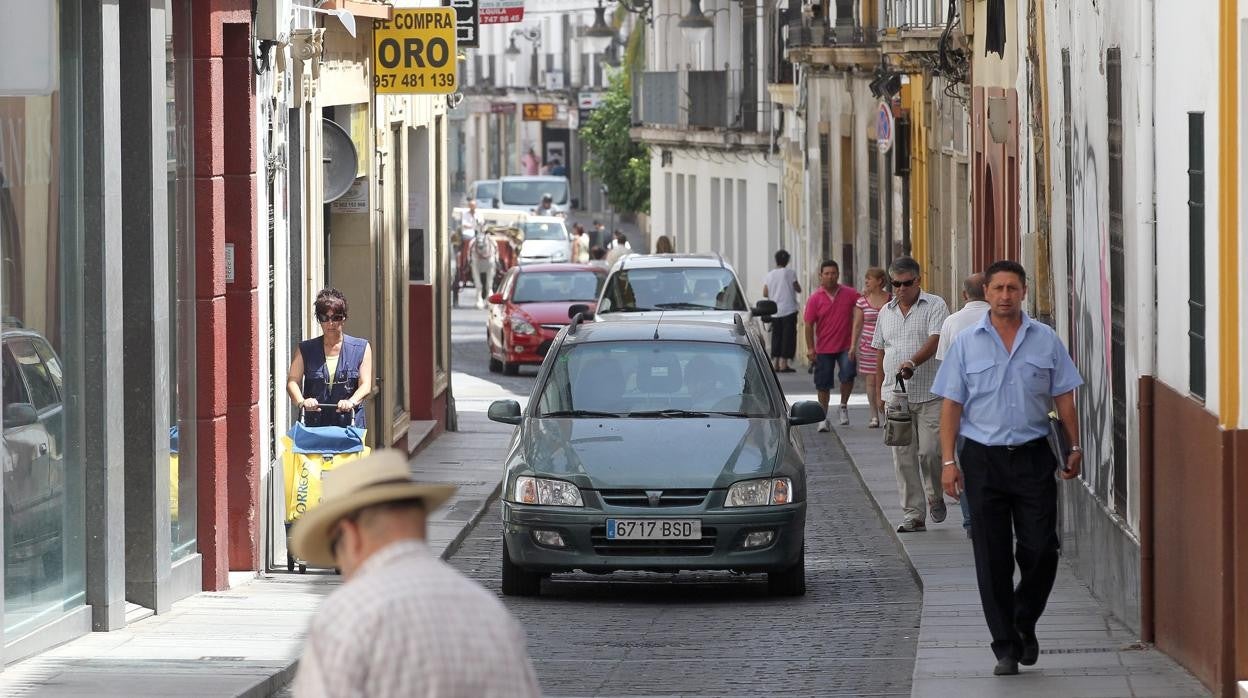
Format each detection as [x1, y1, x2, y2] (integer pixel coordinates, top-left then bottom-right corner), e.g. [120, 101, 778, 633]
[286, 288, 374, 428]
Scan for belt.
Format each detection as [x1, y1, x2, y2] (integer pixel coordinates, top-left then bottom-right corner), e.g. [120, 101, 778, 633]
[971, 437, 1047, 452]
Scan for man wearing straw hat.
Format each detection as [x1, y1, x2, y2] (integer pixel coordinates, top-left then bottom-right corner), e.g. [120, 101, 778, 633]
[290, 450, 540, 697]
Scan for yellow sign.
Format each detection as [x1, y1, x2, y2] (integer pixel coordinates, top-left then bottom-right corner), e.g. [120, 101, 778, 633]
[373, 9, 458, 95]
[522, 103, 557, 121]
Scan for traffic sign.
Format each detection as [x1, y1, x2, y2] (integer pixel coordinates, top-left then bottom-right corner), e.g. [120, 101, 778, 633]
[373, 9, 458, 95]
[876, 101, 894, 154]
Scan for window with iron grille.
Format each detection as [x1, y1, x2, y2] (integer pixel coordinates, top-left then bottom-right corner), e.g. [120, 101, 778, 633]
[821, 133, 832, 262]
[868, 144, 880, 266]
[1107, 47, 1127, 513]
[1188, 113, 1206, 400]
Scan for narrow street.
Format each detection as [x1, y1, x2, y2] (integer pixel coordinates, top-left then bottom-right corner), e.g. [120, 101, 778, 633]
[443, 298, 922, 696]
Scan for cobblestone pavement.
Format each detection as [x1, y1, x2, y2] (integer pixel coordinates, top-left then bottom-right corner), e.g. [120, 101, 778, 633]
[443, 303, 922, 696]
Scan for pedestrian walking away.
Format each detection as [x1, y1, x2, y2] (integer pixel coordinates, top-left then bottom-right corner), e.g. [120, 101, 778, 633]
[290, 450, 541, 697]
[763, 249, 802, 373]
[931, 260, 1083, 677]
[286, 288, 373, 428]
[471, 228, 498, 309]
[606, 231, 632, 266]
[849, 267, 890, 427]
[571, 223, 591, 264]
[871, 256, 949, 532]
[935, 272, 989, 538]
[803, 260, 860, 431]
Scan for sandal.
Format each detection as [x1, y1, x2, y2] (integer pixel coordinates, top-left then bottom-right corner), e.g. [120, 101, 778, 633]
[868, 417, 880, 428]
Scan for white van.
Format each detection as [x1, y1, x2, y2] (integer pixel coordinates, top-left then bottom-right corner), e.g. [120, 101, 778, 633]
[497, 176, 572, 215]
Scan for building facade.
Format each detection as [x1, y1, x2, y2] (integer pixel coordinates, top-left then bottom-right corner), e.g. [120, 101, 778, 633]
[0, 0, 451, 663]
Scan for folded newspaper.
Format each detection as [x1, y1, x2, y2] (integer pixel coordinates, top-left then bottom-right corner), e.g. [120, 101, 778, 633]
[1046, 411, 1072, 471]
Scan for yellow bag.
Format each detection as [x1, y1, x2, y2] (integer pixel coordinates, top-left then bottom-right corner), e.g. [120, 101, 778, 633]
[170, 452, 180, 520]
[281, 433, 371, 523]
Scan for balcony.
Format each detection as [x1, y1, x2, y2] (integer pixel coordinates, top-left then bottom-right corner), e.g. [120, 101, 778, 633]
[880, 0, 952, 56]
[631, 69, 773, 149]
[785, 0, 881, 71]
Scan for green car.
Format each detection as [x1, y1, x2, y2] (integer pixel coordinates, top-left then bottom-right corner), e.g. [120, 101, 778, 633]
[488, 315, 825, 597]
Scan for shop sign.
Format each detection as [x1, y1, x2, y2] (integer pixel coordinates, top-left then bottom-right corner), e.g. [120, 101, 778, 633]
[331, 179, 369, 213]
[578, 91, 606, 111]
[522, 103, 557, 122]
[490, 102, 517, 114]
[372, 9, 458, 95]
[479, 0, 524, 24]
[440, 0, 479, 49]
[876, 101, 894, 154]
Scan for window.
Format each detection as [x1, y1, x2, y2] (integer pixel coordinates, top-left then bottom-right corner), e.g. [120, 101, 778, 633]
[710, 178, 722, 252]
[868, 143, 880, 265]
[1188, 112, 1206, 399]
[512, 271, 603, 303]
[536, 341, 774, 417]
[1107, 47, 1127, 512]
[10, 339, 59, 411]
[598, 268, 749, 313]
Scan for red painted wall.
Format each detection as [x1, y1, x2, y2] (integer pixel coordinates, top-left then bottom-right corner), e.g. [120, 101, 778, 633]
[409, 283, 447, 442]
[192, 0, 257, 590]
[971, 86, 1020, 267]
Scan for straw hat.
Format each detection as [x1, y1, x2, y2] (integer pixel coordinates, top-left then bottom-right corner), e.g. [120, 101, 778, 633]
[290, 449, 456, 568]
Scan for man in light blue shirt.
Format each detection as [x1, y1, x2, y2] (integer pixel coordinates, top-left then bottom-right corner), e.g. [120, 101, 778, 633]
[931, 260, 1083, 677]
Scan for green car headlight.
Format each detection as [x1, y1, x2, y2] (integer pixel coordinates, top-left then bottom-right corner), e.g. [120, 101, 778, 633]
[514, 476, 584, 507]
[725, 478, 793, 507]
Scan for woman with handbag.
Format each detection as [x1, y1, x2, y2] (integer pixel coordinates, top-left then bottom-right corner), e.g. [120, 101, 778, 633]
[849, 267, 890, 427]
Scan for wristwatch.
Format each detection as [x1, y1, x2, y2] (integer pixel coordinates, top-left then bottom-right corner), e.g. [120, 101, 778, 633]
[1068, 445, 1082, 454]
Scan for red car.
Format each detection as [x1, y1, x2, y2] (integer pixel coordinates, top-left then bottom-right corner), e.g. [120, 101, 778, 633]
[487, 263, 606, 375]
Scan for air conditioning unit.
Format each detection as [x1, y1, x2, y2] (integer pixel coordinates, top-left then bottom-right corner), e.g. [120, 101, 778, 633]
[255, 0, 294, 43]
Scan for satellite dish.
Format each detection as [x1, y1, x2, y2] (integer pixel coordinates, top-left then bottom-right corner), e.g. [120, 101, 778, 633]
[322, 118, 358, 203]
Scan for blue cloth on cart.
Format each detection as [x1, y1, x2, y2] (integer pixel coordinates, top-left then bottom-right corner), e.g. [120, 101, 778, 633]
[288, 422, 366, 455]
[170, 425, 179, 454]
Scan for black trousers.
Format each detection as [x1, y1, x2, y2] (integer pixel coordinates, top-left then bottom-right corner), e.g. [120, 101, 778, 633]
[959, 437, 1060, 660]
[770, 313, 797, 359]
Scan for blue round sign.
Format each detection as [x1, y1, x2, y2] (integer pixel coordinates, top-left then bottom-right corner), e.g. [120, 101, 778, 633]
[877, 101, 894, 154]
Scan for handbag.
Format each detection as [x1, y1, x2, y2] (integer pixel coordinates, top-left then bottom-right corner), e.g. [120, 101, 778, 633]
[883, 373, 914, 447]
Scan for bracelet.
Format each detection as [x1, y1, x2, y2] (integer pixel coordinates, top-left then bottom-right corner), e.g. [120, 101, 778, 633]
[942, 460, 956, 466]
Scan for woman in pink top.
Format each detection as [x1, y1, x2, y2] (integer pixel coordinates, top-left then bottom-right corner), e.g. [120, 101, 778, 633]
[850, 267, 891, 428]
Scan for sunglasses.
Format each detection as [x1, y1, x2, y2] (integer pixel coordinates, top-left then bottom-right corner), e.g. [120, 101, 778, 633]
[890, 278, 917, 288]
[316, 313, 347, 323]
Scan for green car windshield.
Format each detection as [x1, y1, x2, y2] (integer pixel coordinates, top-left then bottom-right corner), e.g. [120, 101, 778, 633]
[537, 341, 773, 417]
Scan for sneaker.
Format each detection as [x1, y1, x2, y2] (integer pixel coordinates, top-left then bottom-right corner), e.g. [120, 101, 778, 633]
[475, 298, 485, 309]
[817, 420, 830, 432]
[896, 519, 926, 533]
[839, 406, 849, 426]
[929, 498, 947, 524]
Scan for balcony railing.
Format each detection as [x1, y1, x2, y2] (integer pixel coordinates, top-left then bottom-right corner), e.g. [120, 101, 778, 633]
[883, 0, 947, 30]
[785, 0, 879, 49]
[633, 68, 772, 134]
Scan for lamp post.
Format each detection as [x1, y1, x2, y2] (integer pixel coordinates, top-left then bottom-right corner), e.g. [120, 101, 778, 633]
[678, 0, 714, 44]
[505, 26, 542, 87]
[583, 0, 617, 54]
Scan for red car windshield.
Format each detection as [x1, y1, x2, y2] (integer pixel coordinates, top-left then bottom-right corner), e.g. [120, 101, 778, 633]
[513, 271, 603, 303]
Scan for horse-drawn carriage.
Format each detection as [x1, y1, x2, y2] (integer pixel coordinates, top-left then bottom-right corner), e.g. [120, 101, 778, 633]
[450, 208, 526, 303]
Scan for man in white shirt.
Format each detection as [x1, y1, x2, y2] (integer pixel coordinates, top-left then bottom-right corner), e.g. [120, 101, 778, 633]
[762, 249, 802, 372]
[291, 450, 541, 698]
[459, 199, 482, 239]
[936, 272, 989, 361]
[935, 272, 988, 539]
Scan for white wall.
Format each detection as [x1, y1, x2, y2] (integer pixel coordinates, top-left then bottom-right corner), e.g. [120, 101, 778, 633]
[649, 147, 782, 301]
[1153, 1, 1222, 414]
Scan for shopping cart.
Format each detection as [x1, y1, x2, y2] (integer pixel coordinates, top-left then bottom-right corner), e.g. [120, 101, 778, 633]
[281, 404, 370, 573]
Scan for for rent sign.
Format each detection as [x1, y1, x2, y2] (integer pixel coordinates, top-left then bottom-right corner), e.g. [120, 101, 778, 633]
[479, 0, 524, 24]
[373, 9, 459, 95]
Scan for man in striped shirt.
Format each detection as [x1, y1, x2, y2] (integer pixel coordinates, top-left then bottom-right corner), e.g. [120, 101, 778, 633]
[871, 256, 950, 533]
[290, 450, 541, 697]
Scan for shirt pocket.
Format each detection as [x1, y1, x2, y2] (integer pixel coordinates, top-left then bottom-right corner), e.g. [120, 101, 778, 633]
[965, 359, 995, 394]
[1023, 355, 1054, 394]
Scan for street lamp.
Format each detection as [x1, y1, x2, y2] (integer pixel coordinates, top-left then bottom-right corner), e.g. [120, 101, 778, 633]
[583, 0, 617, 54]
[678, 0, 714, 43]
[504, 36, 522, 64]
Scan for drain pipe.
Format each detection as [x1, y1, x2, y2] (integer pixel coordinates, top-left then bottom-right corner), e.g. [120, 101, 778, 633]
[1138, 0, 1157, 643]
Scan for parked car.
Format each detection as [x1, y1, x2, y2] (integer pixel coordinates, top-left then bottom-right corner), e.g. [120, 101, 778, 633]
[577, 254, 776, 341]
[497, 175, 573, 215]
[2, 327, 67, 592]
[516, 217, 572, 266]
[488, 316, 825, 597]
[468, 179, 500, 208]
[487, 263, 605, 375]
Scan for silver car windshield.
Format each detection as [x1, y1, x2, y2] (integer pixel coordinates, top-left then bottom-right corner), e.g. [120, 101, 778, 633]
[598, 268, 749, 313]
[537, 341, 773, 417]
[502, 180, 569, 205]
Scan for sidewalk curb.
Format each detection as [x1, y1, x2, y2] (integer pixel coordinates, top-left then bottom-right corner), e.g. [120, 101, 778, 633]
[244, 479, 504, 697]
[824, 427, 924, 592]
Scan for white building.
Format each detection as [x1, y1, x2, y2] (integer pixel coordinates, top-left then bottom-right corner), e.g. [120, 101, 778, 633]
[633, 0, 785, 294]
